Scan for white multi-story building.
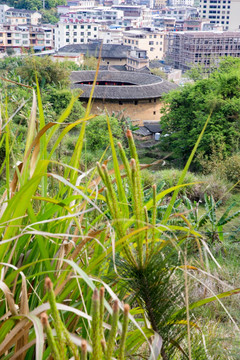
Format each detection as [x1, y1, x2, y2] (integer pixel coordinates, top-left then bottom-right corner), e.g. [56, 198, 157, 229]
[199, 0, 240, 31]
[57, 0, 95, 14]
[5, 8, 42, 26]
[54, 22, 99, 50]
[60, 7, 124, 23]
[112, 5, 152, 27]
[0, 24, 54, 53]
[0, 4, 10, 23]
[98, 27, 123, 44]
[169, 0, 195, 5]
[157, 6, 198, 21]
[123, 29, 165, 60]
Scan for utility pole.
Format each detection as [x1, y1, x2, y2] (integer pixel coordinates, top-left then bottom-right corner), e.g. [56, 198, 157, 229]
[43, 0, 45, 9]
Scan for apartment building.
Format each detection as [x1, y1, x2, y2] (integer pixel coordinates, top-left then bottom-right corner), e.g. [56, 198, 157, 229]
[98, 27, 123, 44]
[0, 4, 10, 23]
[169, 0, 195, 5]
[57, 0, 95, 14]
[199, 0, 240, 31]
[123, 28, 165, 60]
[54, 22, 99, 50]
[157, 6, 198, 20]
[126, 48, 149, 70]
[112, 5, 152, 27]
[154, 0, 167, 8]
[0, 24, 54, 53]
[60, 7, 124, 24]
[166, 31, 240, 70]
[5, 8, 42, 26]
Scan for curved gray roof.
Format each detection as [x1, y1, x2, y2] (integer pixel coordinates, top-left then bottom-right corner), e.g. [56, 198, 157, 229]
[71, 71, 178, 100]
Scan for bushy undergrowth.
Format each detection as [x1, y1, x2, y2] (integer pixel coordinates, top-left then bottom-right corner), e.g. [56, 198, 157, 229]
[0, 72, 240, 360]
[141, 168, 231, 203]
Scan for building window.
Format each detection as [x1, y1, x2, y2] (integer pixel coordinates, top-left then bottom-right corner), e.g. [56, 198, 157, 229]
[134, 100, 138, 105]
[153, 111, 156, 115]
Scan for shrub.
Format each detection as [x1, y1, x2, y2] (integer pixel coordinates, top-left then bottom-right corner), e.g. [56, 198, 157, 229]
[141, 169, 156, 189]
[154, 168, 198, 198]
[143, 168, 231, 203]
[224, 153, 240, 185]
[193, 174, 230, 203]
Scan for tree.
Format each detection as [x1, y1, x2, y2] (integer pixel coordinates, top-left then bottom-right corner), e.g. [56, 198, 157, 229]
[6, 0, 66, 10]
[150, 67, 167, 80]
[16, 57, 70, 87]
[41, 8, 59, 23]
[85, 115, 124, 151]
[160, 58, 240, 168]
[45, 88, 85, 122]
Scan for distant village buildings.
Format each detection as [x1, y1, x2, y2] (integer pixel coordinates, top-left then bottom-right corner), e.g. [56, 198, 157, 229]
[123, 28, 165, 60]
[0, 0, 239, 76]
[166, 30, 240, 70]
[199, 0, 240, 31]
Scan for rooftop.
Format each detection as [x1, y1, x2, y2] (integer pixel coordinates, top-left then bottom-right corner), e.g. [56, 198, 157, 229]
[58, 43, 132, 59]
[71, 70, 178, 100]
[6, 8, 39, 14]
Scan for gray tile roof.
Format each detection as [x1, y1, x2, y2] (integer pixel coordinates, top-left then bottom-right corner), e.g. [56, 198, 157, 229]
[7, 8, 38, 14]
[133, 127, 152, 136]
[71, 70, 178, 100]
[144, 122, 162, 133]
[58, 43, 132, 59]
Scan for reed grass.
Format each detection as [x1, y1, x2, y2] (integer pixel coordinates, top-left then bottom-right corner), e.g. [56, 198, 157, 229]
[0, 71, 239, 359]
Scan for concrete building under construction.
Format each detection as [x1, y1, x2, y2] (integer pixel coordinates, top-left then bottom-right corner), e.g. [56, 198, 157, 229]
[166, 31, 240, 71]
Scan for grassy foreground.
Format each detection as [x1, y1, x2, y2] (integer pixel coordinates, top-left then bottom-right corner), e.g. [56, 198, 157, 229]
[0, 75, 240, 359]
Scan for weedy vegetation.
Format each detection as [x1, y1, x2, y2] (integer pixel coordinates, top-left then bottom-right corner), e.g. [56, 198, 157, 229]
[0, 64, 240, 360]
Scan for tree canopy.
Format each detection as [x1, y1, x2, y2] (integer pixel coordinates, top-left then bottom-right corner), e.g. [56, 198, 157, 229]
[4, 0, 66, 10]
[160, 58, 240, 168]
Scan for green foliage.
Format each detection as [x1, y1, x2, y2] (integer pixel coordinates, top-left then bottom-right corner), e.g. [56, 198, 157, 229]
[45, 87, 85, 121]
[160, 57, 240, 167]
[16, 57, 70, 88]
[81, 56, 98, 70]
[1, 72, 240, 360]
[41, 280, 130, 360]
[85, 115, 124, 151]
[41, 8, 59, 23]
[184, 194, 240, 243]
[6, 0, 66, 10]
[150, 67, 167, 80]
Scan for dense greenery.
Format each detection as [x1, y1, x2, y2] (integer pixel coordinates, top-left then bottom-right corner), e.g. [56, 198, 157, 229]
[2, 0, 66, 10]
[0, 55, 240, 359]
[160, 58, 240, 168]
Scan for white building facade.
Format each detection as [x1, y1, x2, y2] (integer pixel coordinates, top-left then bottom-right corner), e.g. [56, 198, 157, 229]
[199, 0, 240, 31]
[0, 4, 10, 23]
[54, 22, 99, 50]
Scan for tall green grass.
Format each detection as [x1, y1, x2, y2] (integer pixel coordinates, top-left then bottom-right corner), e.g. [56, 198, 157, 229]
[0, 73, 240, 359]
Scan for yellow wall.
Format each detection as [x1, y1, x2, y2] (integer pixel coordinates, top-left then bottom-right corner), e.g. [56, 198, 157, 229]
[123, 32, 165, 60]
[80, 98, 164, 126]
